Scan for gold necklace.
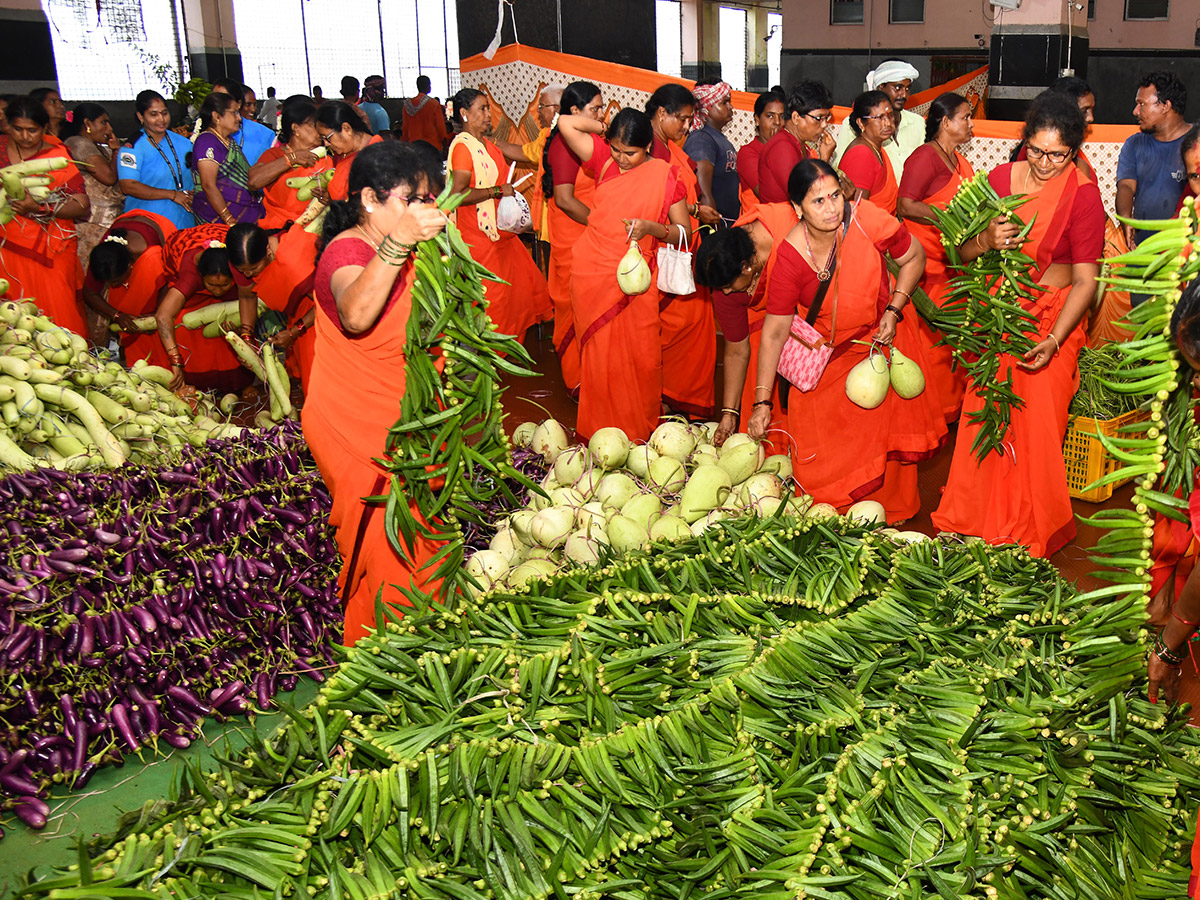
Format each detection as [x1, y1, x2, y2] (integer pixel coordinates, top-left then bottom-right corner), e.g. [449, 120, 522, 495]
[208, 129, 230, 149]
[356, 222, 383, 249]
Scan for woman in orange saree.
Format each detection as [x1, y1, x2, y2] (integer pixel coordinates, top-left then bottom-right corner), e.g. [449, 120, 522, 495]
[448, 88, 551, 344]
[897, 92, 975, 424]
[83, 210, 176, 364]
[557, 108, 691, 441]
[249, 98, 331, 229]
[693, 201, 798, 455]
[747, 160, 946, 523]
[304, 141, 449, 644]
[0, 96, 90, 335]
[647, 83, 718, 420]
[931, 93, 1104, 557]
[317, 101, 383, 203]
[838, 91, 900, 215]
[538, 81, 603, 393]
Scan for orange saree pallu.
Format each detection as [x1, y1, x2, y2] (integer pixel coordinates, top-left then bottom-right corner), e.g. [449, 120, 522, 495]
[546, 163, 595, 392]
[303, 241, 444, 645]
[776, 202, 947, 522]
[931, 167, 1089, 558]
[326, 134, 384, 203]
[0, 138, 87, 335]
[905, 150, 973, 424]
[572, 158, 676, 442]
[258, 147, 332, 230]
[731, 202, 798, 453]
[247, 225, 319, 392]
[659, 139, 716, 419]
[102, 211, 177, 365]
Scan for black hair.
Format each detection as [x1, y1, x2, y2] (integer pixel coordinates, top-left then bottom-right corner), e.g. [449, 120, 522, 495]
[645, 83, 695, 120]
[1138, 70, 1187, 117]
[787, 158, 840, 206]
[319, 141, 441, 255]
[1183, 124, 1200, 161]
[213, 77, 246, 97]
[1021, 90, 1086, 153]
[197, 92, 240, 131]
[129, 90, 168, 146]
[61, 102, 106, 140]
[409, 140, 446, 195]
[785, 80, 833, 119]
[267, 87, 276, 97]
[754, 90, 785, 118]
[29, 87, 59, 108]
[1049, 75, 1094, 102]
[1172, 276, 1200, 366]
[417, 75, 431, 93]
[452, 89, 485, 124]
[226, 223, 271, 268]
[606, 108, 653, 150]
[312, 85, 323, 96]
[694, 226, 755, 289]
[340, 75, 360, 98]
[196, 247, 232, 279]
[317, 100, 372, 135]
[279, 98, 317, 144]
[541, 81, 602, 200]
[924, 92, 969, 143]
[88, 234, 132, 283]
[848, 90, 891, 136]
[5, 96, 49, 129]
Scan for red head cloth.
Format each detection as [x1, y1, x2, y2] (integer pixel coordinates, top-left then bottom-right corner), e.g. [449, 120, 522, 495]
[692, 81, 731, 132]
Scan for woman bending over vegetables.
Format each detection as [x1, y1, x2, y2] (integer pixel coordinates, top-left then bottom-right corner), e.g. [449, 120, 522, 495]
[304, 140, 448, 645]
[930, 92, 1103, 557]
[747, 160, 945, 523]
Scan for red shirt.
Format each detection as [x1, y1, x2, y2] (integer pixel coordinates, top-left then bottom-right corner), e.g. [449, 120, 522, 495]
[758, 129, 810, 204]
[712, 290, 753, 343]
[737, 140, 765, 196]
[988, 165, 1104, 266]
[547, 133, 583, 187]
[898, 142, 956, 201]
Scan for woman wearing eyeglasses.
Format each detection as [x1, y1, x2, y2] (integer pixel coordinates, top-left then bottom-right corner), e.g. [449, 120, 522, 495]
[757, 80, 835, 204]
[448, 88, 551, 344]
[317, 101, 383, 203]
[306, 141, 449, 644]
[249, 98, 331, 229]
[838, 91, 899, 215]
[931, 92, 1104, 558]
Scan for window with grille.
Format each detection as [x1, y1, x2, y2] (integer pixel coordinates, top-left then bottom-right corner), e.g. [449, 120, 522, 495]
[1125, 0, 1169, 19]
[43, 0, 187, 101]
[718, 6, 746, 91]
[656, 0, 683, 78]
[767, 12, 782, 89]
[890, 0, 924, 23]
[831, 0, 864, 24]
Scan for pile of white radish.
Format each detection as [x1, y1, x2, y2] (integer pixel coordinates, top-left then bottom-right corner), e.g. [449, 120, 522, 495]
[844, 343, 926, 410]
[0, 298, 242, 471]
[465, 418, 929, 592]
[0, 157, 68, 224]
[222, 332, 294, 428]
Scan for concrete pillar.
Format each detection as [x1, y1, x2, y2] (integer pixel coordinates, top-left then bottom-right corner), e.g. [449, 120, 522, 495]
[746, 8, 771, 93]
[180, 0, 242, 84]
[681, 0, 721, 82]
[988, 0, 1089, 119]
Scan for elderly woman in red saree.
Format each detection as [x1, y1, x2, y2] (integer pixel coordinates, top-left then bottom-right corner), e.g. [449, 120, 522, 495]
[747, 160, 946, 523]
[693, 200, 798, 454]
[838, 90, 899, 215]
[931, 93, 1104, 557]
[448, 88, 551, 343]
[317, 101, 382, 203]
[83, 210, 177, 363]
[897, 92, 975, 424]
[557, 108, 692, 441]
[305, 141, 448, 644]
[0, 96, 90, 335]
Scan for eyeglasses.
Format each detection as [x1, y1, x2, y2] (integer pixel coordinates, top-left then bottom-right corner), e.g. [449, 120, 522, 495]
[1025, 145, 1071, 164]
[537, 102, 558, 110]
[394, 193, 439, 206]
[803, 112, 834, 124]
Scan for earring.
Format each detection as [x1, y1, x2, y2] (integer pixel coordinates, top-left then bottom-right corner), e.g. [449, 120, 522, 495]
[364, 206, 374, 213]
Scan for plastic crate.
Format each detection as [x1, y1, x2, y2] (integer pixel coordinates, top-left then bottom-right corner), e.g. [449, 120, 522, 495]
[1063, 408, 1150, 503]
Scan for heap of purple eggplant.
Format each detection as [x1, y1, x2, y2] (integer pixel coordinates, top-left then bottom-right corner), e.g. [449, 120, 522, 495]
[0, 421, 341, 837]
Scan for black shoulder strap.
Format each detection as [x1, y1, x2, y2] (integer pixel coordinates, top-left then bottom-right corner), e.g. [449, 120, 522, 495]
[804, 203, 853, 326]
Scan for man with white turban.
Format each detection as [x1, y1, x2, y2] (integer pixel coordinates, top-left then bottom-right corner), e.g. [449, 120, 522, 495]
[835, 59, 925, 181]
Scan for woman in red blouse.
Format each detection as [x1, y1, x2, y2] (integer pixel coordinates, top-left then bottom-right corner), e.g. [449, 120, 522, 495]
[838, 91, 899, 214]
[557, 108, 692, 441]
[931, 93, 1104, 557]
[747, 159, 946, 523]
[897, 92, 975, 424]
[249, 98, 331, 229]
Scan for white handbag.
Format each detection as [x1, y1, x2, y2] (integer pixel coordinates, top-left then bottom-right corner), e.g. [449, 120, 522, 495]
[656, 230, 695, 295]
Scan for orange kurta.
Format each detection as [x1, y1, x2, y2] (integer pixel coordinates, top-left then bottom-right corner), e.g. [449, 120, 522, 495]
[931, 166, 1091, 557]
[303, 236, 444, 644]
[729, 202, 798, 453]
[257, 145, 332, 230]
[771, 201, 947, 522]
[572, 157, 677, 441]
[327, 134, 384, 202]
[401, 96, 447, 150]
[904, 148, 973, 424]
[544, 138, 596, 393]
[102, 211, 178, 365]
[659, 138, 716, 419]
[245, 225, 319, 392]
[450, 137, 551, 342]
[0, 136, 87, 335]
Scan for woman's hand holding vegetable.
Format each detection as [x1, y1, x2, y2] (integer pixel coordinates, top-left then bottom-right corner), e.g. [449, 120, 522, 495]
[747, 403, 771, 441]
[696, 204, 722, 227]
[112, 311, 138, 333]
[9, 194, 42, 218]
[981, 215, 1022, 252]
[872, 309, 899, 345]
[390, 204, 448, 246]
[714, 411, 738, 447]
[623, 218, 671, 242]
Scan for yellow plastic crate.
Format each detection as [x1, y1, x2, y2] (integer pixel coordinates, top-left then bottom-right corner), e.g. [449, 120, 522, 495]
[1063, 408, 1150, 503]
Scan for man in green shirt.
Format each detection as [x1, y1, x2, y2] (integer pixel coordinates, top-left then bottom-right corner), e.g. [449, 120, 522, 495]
[834, 58, 924, 181]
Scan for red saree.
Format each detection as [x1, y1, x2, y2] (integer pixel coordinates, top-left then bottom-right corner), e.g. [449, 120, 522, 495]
[545, 145, 596, 393]
[326, 135, 384, 202]
[102, 211, 177, 365]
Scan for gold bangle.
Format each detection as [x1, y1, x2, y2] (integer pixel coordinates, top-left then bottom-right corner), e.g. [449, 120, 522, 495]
[1047, 333, 1061, 354]
[892, 288, 911, 299]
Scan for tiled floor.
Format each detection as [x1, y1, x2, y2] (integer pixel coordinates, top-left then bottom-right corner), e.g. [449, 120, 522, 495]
[500, 326, 1200, 714]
